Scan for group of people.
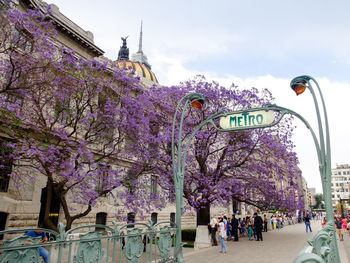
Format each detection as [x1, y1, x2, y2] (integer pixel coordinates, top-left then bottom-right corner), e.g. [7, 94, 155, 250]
[209, 213, 264, 253]
[334, 216, 350, 241]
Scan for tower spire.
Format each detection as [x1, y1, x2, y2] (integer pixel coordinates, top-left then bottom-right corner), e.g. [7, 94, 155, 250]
[138, 20, 143, 53]
[131, 21, 151, 69]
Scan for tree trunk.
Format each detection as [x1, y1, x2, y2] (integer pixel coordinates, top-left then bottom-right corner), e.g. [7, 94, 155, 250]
[196, 203, 210, 226]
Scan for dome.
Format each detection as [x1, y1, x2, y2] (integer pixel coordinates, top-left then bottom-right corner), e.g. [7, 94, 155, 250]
[116, 22, 158, 84]
[116, 60, 158, 83]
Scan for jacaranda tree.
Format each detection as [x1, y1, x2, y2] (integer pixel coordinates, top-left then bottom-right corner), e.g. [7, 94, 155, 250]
[140, 76, 304, 224]
[0, 3, 161, 230]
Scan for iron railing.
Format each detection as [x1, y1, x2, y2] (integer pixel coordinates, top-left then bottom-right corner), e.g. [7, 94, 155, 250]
[0, 220, 177, 263]
[293, 222, 337, 263]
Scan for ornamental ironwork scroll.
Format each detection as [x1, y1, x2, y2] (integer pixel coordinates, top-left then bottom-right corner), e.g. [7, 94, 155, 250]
[293, 222, 337, 263]
[73, 231, 104, 263]
[158, 226, 172, 261]
[0, 236, 43, 263]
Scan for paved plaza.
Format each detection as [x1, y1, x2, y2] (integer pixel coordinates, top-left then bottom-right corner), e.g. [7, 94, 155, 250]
[183, 220, 350, 263]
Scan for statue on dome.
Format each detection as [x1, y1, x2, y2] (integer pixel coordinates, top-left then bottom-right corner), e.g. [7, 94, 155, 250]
[118, 36, 129, 60]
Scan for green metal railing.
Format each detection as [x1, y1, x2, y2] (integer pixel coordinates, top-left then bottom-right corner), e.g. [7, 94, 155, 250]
[0, 221, 177, 263]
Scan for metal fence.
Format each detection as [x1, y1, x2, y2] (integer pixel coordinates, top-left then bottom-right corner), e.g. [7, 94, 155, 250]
[293, 222, 338, 263]
[0, 221, 177, 263]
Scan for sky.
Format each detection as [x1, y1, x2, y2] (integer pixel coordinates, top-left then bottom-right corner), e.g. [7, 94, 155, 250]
[48, 0, 350, 193]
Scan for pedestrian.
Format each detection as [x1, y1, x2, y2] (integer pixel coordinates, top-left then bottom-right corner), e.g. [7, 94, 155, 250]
[272, 216, 277, 230]
[305, 214, 312, 233]
[25, 228, 49, 263]
[321, 217, 327, 228]
[335, 217, 344, 241]
[218, 217, 227, 253]
[209, 216, 218, 246]
[342, 217, 348, 233]
[276, 215, 281, 229]
[240, 218, 246, 237]
[247, 217, 253, 241]
[263, 214, 268, 232]
[226, 217, 231, 240]
[251, 216, 256, 239]
[254, 212, 263, 241]
[230, 214, 239, 241]
[270, 215, 274, 229]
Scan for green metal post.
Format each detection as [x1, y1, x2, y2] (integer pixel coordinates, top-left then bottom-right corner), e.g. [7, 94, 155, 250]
[291, 75, 340, 262]
[171, 93, 205, 263]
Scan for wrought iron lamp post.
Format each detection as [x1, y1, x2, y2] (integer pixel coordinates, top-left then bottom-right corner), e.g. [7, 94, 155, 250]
[290, 75, 340, 263]
[171, 93, 205, 263]
[170, 76, 338, 262]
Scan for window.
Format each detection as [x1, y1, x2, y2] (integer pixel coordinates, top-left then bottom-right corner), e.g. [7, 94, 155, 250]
[3, 70, 24, 107]
[151, 176, 158, 196]
[5, 91, 24, 106]
[95, 212, 107, 231]
[0, 212, 8, 240]
[0, 138, 13, 192]
[12, 27, 33, 52]
[95, 164, 110, 196]
[127, 212, 135, 228]
[55, 99, 71, 124]
[170, 212, 175, 227]
[148, 121, 160, 157]
[97, 94, 114, 141]
[151, 212, 158, 225]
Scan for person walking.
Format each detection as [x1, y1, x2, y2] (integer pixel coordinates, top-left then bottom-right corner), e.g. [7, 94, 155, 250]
[230, 214, 239, 241]
[218, 217, 227, 253]
[209, 216, 218, 246]
[305, 214, 312, 233]
[335, 217, 344, 241]
[254, 212, 263, 241]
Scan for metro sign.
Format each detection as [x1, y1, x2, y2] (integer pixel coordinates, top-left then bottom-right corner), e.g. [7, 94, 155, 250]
[219, 110, 276, 130]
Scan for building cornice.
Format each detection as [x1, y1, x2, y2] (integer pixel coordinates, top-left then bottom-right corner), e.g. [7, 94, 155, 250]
[21, 0, 104, 57]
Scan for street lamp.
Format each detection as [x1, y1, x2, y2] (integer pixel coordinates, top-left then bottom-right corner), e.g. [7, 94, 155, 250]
[290, 75, 340, 263]
[171, 93, 205, 263]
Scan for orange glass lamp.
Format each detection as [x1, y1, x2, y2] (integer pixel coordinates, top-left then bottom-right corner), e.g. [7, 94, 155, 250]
[290, 76, 311, 96]
[191, 98, 205, 109]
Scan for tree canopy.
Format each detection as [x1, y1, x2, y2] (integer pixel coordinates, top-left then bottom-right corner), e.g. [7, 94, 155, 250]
[140, 77, 304, 222]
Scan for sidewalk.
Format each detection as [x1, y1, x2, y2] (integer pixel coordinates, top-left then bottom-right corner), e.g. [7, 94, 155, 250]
[183, 220, 349, 263]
